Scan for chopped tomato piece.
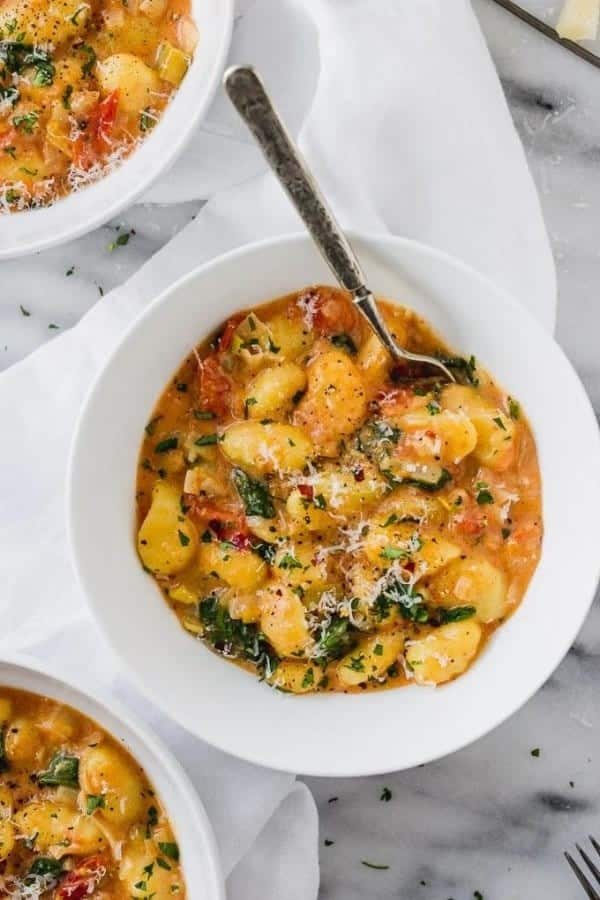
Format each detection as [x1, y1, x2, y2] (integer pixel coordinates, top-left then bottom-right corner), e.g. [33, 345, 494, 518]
[218, 313, 245, 352]
[197, 355, 231, 417]
[72, 91, 119, 169]
[298, 483, 314, 500]
[452, 502, 485, 537]
[183, 496, 246, 536]
[0, 128, 17, 150]
[302, 287, 359, 335]
[55, 855, 109, 900]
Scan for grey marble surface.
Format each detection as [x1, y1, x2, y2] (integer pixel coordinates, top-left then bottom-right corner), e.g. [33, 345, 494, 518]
[2, 3, 600, 899]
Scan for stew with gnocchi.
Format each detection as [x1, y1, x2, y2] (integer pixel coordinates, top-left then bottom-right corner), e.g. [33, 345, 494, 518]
[136, 286, 542, 693]
[0, 0, 196, 211]
[0, 688, 185, 898]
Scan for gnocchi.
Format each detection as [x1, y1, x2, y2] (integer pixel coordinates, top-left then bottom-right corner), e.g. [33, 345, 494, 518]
[0, 687, 185, 896]
[136, 286, 542, 693]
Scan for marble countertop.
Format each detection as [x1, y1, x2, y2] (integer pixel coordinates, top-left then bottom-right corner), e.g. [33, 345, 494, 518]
[2, 2, 599, 898]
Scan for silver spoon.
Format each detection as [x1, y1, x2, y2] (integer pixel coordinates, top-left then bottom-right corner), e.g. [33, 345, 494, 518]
[223, 64, 455, 383]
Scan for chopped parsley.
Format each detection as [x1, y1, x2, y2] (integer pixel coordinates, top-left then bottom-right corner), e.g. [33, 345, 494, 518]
[158, 842, 179, 861]
[199, 596, 278, 677]
[108, 231, 131, 251]
[278, 553, 303, 570]
[194, 433, 219, 446]
[28, 858, 63, 878]
[86, 794, 105, 814]
[361, 860, 389, 870]
[154, 436, 178, 454]
[19, 304, 30, 317]
[301, 668, 315, 689]
[178, 530, 190, 547]
[508, 397, 520, 420]
[475, 482, 494, 505]
[426, 400, 441, 415]
[380, 787, 392, 802]
[531, 748, 541, 758]
[13, 110, 39, 134]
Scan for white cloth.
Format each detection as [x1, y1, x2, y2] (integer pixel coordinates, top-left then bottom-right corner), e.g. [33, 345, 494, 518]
[0, 1, 555, 898]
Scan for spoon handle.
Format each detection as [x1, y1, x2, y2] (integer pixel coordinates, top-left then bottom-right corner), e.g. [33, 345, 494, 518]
[224, 65, 455, 382]
[224, 64, 366, 294]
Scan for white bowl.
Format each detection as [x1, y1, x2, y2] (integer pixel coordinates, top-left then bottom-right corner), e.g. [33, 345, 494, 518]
[68, 233, 600, 776]
[0, 653, 224, 898]
[0, 0, 233, 259]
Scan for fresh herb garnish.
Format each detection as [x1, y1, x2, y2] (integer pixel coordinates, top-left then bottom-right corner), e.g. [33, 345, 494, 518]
[301, 668, 314, 689]
[108, 231, 131, 251]
[79, 43, 96, 76]
[361, 860, 390, 870]
[508, 397, 520, 420]
[475, 482, 494, 505]
[435, 354, 479, 386]
[158, 842, 179, 861]
[145, 415, 162, 437]
[19, 304, 30, 316]
[438, 605, 476, 623]
[28, 857, 63, 878]
[86, 794, 105, 814]
[380, 787, 392, 802]
[154, 436, 178, 453]
[531, 748, 540, 758]
[232, 468, 275, 518]
[178, 530, 190, 547]
[194, 433, 219, 446]
[38, 752, 79, 788]
[140, 107, 156, 132]
[12, 110, 38, 133]
[315, 617, 356, 664]
[426, 400, 441, 415]
[278, 553, 302, 570]
[193, 410, 215, 421]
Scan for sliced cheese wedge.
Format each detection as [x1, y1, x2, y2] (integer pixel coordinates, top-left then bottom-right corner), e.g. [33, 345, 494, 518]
[556, 0, 600, 41]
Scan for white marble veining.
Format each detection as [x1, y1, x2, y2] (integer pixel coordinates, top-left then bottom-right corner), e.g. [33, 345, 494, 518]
[1, 3, 599, 899]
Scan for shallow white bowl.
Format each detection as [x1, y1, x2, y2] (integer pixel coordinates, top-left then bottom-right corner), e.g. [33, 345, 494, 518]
[68, 233, 600, 776]
[0, 654, 224, 898]
[0, 0, 233, 259]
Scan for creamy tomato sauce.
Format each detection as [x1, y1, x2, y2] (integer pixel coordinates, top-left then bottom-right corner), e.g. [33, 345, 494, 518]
[135, 287, 543, 694]
[0, 688, 185, 898]
[0, 0, 196, 211]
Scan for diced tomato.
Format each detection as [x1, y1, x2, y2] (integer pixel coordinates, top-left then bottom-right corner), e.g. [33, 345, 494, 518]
[453, 505, 485, 537]
[377, 386, 414, 413]
[197, 355, 231, 417]
[306, 287, 359, 336]
[298, 483, 314, 500]
[184, 496, 246, 537]
[55, 855, 109, 900]
[0, 128, 17, 150]
[218, 313, 245, 352]
[72, 91, 119, 170]
[95, 91, 119, 147]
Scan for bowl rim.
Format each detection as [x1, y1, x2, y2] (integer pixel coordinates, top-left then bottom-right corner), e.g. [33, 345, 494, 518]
[0, 0, 234, 260]
[0, 651, 225, 898]
[67, 230, 600, 776]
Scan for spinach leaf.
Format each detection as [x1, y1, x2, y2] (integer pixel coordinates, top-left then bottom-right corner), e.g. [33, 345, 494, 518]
[38, 752, 79, 788]
[434, 354, 479, 386]
[232, 468, 275, 518]
[315, 617, 356, 664]
[199, 596, 278, 677]
[28, 858, 63, 878]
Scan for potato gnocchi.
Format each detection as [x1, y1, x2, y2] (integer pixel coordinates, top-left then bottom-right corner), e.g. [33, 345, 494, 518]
[0, 0, 196, 211]
[136, 286, 543, 693]
[0, 688, 185, 898]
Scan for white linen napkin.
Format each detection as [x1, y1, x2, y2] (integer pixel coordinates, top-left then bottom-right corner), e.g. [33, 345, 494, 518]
[0, 1, 556, 898]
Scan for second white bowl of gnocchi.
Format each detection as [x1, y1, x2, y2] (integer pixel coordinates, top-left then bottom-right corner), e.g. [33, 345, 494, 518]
[68, 232, 600, 776]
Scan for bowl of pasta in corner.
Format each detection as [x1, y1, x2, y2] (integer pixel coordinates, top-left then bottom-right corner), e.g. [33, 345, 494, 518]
[0, 655, 224, 899]
[0, 0, 233, 258]
[68, 232, 600, 777]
